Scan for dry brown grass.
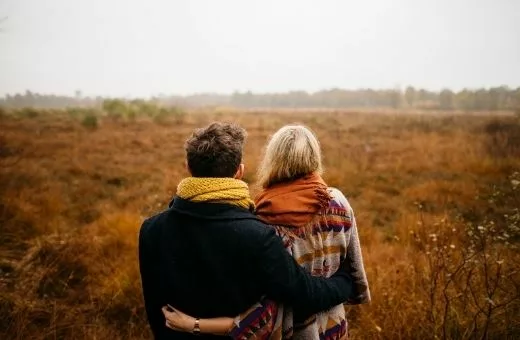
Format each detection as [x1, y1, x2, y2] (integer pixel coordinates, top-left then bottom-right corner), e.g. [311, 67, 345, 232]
[0, 110, 519, 339]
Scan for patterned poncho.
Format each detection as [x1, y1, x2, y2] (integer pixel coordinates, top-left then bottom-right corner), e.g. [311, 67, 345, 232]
[229, 188, 371, 340]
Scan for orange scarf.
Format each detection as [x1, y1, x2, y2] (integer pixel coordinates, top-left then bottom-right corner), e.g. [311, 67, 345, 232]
[255, 172, 332, 228]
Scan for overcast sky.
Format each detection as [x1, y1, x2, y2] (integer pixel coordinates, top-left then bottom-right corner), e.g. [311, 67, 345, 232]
[0, 0, 519, 97]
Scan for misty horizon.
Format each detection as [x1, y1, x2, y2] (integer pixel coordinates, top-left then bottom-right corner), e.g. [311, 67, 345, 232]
[1, 0, 519, 97]
[2, 85, 520, 101]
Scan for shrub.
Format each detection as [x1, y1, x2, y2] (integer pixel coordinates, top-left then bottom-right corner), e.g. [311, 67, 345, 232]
[81, 114, 98, 129]
[152, 108, 170, 124]
[130, 99, 158, 118]
[402, 174, 520, 339]
[171, 106, 187, 124]
[102, 99, 127, 121]
[67, 107, 100, 120]
[18, 107, 39, 118]
[125, 107, 137, 122]
[483, 119, 520, 158]
[67, 107, 83, 119]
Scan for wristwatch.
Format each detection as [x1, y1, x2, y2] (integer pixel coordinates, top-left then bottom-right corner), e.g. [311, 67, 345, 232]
[193, 318, 200, 335]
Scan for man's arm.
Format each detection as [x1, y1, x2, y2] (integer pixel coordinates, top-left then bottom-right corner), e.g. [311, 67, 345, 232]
[250, 226, 353, 316]
[139, 220, 164, 339]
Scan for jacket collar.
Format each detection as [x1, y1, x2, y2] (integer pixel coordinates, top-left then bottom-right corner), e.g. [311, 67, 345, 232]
[169, 196, 261, 221]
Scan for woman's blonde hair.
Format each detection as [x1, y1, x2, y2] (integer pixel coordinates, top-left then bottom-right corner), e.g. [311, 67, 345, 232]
[257, 125, 323, 188]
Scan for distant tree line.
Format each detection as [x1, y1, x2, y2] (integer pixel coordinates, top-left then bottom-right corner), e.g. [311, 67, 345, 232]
[1, 86, 519, 111]
[0, 91, 103, 109]
[227, 86, 520, 110]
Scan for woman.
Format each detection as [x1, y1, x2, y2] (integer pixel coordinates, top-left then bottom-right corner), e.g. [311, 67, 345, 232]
[162, 125, 370, 339]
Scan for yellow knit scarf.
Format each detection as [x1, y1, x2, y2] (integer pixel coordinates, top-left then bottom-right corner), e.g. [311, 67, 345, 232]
[176, 177, 255, 211]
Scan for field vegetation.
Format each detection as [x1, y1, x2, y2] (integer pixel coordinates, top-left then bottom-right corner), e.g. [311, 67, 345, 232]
[0, 107, 519, 339]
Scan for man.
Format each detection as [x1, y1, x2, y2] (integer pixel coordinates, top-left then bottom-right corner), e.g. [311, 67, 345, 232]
[139, 122, 354, 339]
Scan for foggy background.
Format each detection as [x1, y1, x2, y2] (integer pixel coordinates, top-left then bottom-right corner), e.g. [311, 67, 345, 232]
[0, 0, 519, 98]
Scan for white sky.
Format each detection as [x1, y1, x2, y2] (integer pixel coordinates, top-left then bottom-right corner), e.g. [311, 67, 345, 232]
[0, 0, 519, 97]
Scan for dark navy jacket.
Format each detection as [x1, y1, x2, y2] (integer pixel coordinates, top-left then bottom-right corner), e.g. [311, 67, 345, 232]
[139, 197, 353, 339]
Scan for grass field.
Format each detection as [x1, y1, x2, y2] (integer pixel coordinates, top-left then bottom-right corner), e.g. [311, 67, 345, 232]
[1, 109, 519, 339]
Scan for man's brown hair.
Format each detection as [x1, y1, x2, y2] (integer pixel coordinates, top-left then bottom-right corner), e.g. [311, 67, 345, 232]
[185, 122, 247, 177]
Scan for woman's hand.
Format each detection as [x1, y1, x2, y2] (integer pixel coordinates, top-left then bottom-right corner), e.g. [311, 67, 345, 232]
[162, 305, 236, 335]
[161, 306, 195, 332]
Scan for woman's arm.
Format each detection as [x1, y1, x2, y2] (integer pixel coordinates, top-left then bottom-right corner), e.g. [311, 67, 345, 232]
[162, 306, 234, 336]
[329, 188, 371, 304]
[344, 208, 371, 304]
[162, 298, 280, 339]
